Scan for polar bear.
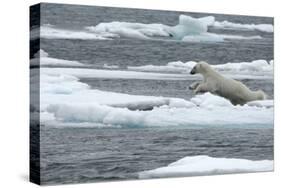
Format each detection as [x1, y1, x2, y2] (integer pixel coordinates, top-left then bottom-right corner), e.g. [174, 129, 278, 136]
[189, 61, 266, 105]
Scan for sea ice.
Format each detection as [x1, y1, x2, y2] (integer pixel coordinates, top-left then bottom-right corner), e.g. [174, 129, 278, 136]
[31, 49, 85, 67]
[213, 21, 273, 33]
[39, 25, 113, 40]
[33, 15, 272, 42]
[138, 155, 273, 178]
[85, 14, 265, 42]
[39, 70, 273, 128]
[35, 56, 273, 128]
[128, 60, 273, 79]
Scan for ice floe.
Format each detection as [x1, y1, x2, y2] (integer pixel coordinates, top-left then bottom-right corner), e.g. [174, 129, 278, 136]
[41, 67, 190, 80]
[86, 15, 264, 42]
[31, 15, 271, 42]
[38, 69, 273, 128]
[31, 53, 274, 128]
[103, 64, 119, 69]
[138, 155, 273, 178]
[128, 60, 273, 79]
[44, 97, 273, 128]
[36, 25, 114, 40]
[213, 21, 273, 33]
[30, 49, 85, 67]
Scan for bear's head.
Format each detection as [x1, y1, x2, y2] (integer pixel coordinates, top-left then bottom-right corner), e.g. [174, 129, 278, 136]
[190, 61, 210, 75]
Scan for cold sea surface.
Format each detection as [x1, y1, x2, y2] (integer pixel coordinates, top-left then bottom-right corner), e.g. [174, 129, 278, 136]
[31, 4, 274, 184]
[40, 126, 273, 184]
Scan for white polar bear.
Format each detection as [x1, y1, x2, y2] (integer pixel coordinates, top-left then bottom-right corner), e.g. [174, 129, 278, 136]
[189, 61, 266, 105]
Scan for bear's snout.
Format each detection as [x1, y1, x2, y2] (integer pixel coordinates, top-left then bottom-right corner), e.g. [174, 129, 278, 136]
[190, 67, 196, 75]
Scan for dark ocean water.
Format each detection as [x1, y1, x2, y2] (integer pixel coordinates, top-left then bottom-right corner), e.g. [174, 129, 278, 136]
[31, 3, 274, 185]
[40, 127, 273, 184]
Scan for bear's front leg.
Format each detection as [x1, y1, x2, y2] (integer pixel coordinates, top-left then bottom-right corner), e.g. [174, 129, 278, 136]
[194, 83, 210, 94]
[189, 82, 200, 90]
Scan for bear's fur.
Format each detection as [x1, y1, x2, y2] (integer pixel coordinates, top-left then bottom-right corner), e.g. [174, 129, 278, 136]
[189, 61, 266, 105]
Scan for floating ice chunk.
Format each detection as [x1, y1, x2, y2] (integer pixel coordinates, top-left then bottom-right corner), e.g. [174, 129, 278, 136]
[138, 155, 273, 178]
[169, 15, 214, 39]
[40, 74, 89, 95]
[103, 64, 119, 69]
[39, 25, 112, 40]
[213, 21, 273, 33]
[219, 34, 262, 40]
[178, 15, 214, 32]
[128, 61, 197, 73]
[39, 57, 84, 67]
[33, 15, 271, 43]
[45, 99, 273, 128]
[128, 60, 273, 79]
[41, 67, 190, 80]
[31, 49, 85, 67]
[86, 22, 170, 39]
[213, 59, 273, 73]
[87, 15, 218, 41]
[34, 49, 49, 58]
[182, 33, 261, 42]
[86, 15, 260, 42]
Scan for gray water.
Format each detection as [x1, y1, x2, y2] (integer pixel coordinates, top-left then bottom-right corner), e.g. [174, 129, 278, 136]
[40, 127, 273, 184]
[32, 3, 274, 185]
